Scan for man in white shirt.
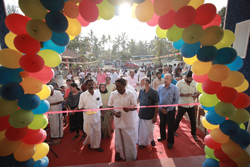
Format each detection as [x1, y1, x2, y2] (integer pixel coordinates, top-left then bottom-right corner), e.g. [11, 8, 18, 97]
[153, 71, 165, 90]
[78, 79, 104, 152]
[110, 69, 119, 84]
[139, 65, 145, 79]
[108, 78, 137, 161]
[79, 69, 85, 84]
[127, 70, 138, 89]
[174, 71, 199, 141]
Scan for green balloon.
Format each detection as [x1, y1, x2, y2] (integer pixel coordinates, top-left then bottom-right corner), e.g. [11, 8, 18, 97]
[215, 101, 236, 118]
[9, 109, 34, 128]
[167, 24, 184, 42]
[199, 93, 218, 107]
[97, 0, 116, 20]
[204, 146, 218, 161]
[196, 83, 204, 93]
[229, 108, 249, 124]
[156, 25, 167, 39]
[0, 98, 18, 117]
[28, 114, 48, 130]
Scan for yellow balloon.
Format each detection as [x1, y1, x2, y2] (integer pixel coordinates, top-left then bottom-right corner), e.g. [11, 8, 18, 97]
[153, 0, 172, 16]
[221, 139, 242, 157]
[135, 0, 154, 22]
[28, 114, 48, 130]
[214, 30, 235, 49]
[33, 143, 49, 161]
[171, 0, 190, 11]
[0, 138, 22, 156]
[229, 108, 250, 124]
[200, 26, 224, 46]
[196, 83, 204, 93]
[26, 19, 52, 42]
[38, 49, 62, 67]
[69, 35, 75, 41]
[210, 128, 229, 143]
[240, 123, 246, 130]
[199, 93, 218, 107]
[97, 0, 116, 20]
[19, 0, 47, 20]
[221, 71, 245, 88]
[232, 150, 250, 166]
[187, 0, 204, 9]
[36, 85, 51, 100]
[182, 24, 203, 44]
[167, 24, 184, 42]
[131, 3, 138, 19]
[107, 0, 124, 6]
[192, 60, 212, 76]
[4, 32, 19, 51]
[202, 117, 219, 130]
[207, 64, 230, 82]
[204, 110, 208, 113]
[21, 77, 43, 94]
[156, 25, 167, 39]
[0, 130, 6, 140]
[0, 49, 23, 69]
[234, 79, 249, 92]
[66, 17, 82, 37]
[183, 55, 198, 65]
[14, 143, 36, 162]
[0, 98, 18, 117]
[97, 15, 101, 20]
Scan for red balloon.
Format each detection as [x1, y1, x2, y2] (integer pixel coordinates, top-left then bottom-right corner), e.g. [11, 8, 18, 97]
[202, 14, 222, 29]
[175, 6, 196, 28]
[14, 34, 41, 54]
[231, 93, 250, 109]
[194, 3, 217, 26]
[158, 10, 175, 30]
[19, 54, 45, 73]
[207, 129, 211, 133]
[193, 73, 208, 83]
[79, 0, 99, 22]
[202, 79, 222, 94]
[5, 13, 29, 35]
[0, 115, 11, 131]
[89, 0, 103, 4]
[216, 86, 238, 103]
[214, 148, 229, 161]
[22, 129, 47, 145]
[76, 13, 90, 27]
[29, 66, 54, 84]
[219, 158, 238, 167]
[5, 126, 28, 141]
[147, 13, 160, 27]
[204, 135, 221, 149]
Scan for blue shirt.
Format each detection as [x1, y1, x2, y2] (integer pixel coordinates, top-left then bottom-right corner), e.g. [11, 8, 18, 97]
[157, 84, 180, 112]
[171, 79, 177, 85]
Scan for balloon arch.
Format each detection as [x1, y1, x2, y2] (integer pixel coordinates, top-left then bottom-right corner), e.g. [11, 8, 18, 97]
[0, 0, 250, 166]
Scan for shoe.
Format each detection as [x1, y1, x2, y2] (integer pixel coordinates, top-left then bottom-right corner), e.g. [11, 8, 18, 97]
[174, 132, 179, 137]
[193, 135, 198, 141]
[96, 147, 104, 152]
[115, 153, 121, 161]
[71, 134, 79, 140]
[157, 137, 166, 142]
[167, 143, 173, 149]
[138, 145, 145, 149]
[80, 134, 86, 141]
[151, 140, 156, 147]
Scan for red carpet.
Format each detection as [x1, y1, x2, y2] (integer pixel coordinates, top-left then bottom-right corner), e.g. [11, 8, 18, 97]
[47, 115, 205, 167]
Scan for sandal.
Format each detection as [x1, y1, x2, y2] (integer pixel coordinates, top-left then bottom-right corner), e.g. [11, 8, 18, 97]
[80, 134, 86, 141]
[71, 134, 79, 140]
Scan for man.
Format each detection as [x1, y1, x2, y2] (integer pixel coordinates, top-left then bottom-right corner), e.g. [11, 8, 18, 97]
[153, 71, 165, 90]
[137, 77, 159, 148]
[97, 69, 106, 86]
[139, 65, 145, 79]
[146, 63, 153, 81]
[151, 66, 157, 82]
[174, 71, 199, 141]
[81, 75, 89, 92]
[163, 67, 168, 76]
[127, 70, 138, 90]
[172, 64, 177, 76]
[174, 64, 182, 79]
[78, 79, 103, 152]
[79, 69, 85, 85]
[110, 69, 119, 84]
[108, 78, 137, 161]
[105, 76, 116, 92]
[157, 74, 180, 149]
[47, 85, 64, 139]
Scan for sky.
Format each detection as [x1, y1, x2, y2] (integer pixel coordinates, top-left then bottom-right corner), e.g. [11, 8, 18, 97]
[4, 0, 228, 42]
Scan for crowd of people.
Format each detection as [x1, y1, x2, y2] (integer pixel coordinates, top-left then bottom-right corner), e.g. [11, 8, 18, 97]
[46, 62, 200, 161]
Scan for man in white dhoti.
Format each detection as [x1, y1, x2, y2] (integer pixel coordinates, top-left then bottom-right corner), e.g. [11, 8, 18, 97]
[108, 78, 138, 161]
[78, 79, 104, 152]
[137, 77, 159, 148]
[47, 85, 64, 139]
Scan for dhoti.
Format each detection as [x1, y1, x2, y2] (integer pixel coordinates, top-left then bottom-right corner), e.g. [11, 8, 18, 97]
[83, 119, 101, 149]
[49, 113, 64, 138]
[137, 118, 154, 146]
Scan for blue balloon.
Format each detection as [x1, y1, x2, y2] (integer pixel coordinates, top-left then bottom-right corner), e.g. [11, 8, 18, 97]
[15, 158, 34, 167]
[45, 12, 68, 33]
[51, 31, 70, 46]
[203, 158, 219, 167]
[197, 46, 218, 62]
[18, 94, 41, 110]
[205, 110, 225, 125]
[226, 56, 243, 71]
[43, 40, 66, 54]
[0, 67, 22, 85]
[14, 68, 24, 73]
[180, 42, 201, 58]
[33, 156, 49, 167]
[220, 120, 240, 136]
[40, 0, 64, 12]
[0, 82, 24, 101]
[230, 129, 250, 145]
[32, 100, 50, 114]
[212, 47, 237, 65]
[201, 105, 215, 111]
[240, 144, 249, 149]
[0, 154, 15, 167]
[173, 38, 185, 50]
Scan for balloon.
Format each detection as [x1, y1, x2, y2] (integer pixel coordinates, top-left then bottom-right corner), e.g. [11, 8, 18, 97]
[33, 156, 49, 167]
[205, 110, 225, 125]
[0, 67, 22, 85]
[180, 42, 201, 58]
[134, 0, 146, 4]
[240, 123, 246, 130]
[26, 19, 52, 42]
[40, 0, 64, 12]
[202, 79, 221, 94]
[51, 31, 70, 47]
[158, 10, 175, 30]
[191, 60, 212, 76]
[9, 109, 34, 128]
[175, 6, 196, 28]
[79, 0, 99, 22]
[187, 0, 204, 9]
[220, 120, 240, 137]
[0, 49, 23, 69]
[216, 86, 238, 103]
[0, 82, 24, 101]
[21, 77, 43, 94]
[202, 117, 219, 130]
[28, 114, 48, 130]
[202, 14, 221, 29]
[135, 0, 154, 22]
[219, 158, 238, 167]
[66, 17, 82, 37]
[0, 138, 22, 156]
[226, 56, 243, 71]
[222, 71, 245, 88]
[146, 13, 160, 27]
[5, 14, 29, 35]
[231, 93, 250, 109]
[210, 128, 229, 143]
[199, 93, 218, 107]
[14, 143, 36, 162]
[19, 0, 47, 20]
[43, 40, 66, 54]
[0, 130, 5, 140]
[197, 46, 217, 62]
[29, 66, 54, 84]
[45, 12, 68, 33]
[130, 3, 138, 19]
[70, 0, 83, 2]
[193, 73, 208, 83]
[229, 108, 250, 124]
[231, 129, 250, 146]
[38, 49, 62, 67]
[194, 3, 216, 26]
[199, 26, 224, 46]
[97, 0, 116, 20]
[203, 158, 219, 167]
[32, 100, 50, 114]
[234, 79, 249, 92]
[167, 24, 184, 42]
[171, 0, 190, 11]
[22, 129, 47, 145]
[19, 71, 29, 78]
[14, 34, 41, 54]
[204, 135, 221, 149]
[182, 24, 203, 44]
[19, 54, 45, 73]
[156, 25, 167, 38]
[0, 115, 11, 131]
[153, 0, 172, 16]
[214, 148, 229, 161]
[18, 94, 41, 110]
[196, 83, 204, 93]
[204, 146, 218, 161]
[214, 30, 235, 49]
[207, 64, 230, 82]
[36, 85, 51, 100]
[201, 105, 215, 112]
[14, 158, 35, 167]
[214, 102, 236, 118]
[0, 98, 18, 117]
[32, 143, 49, 161]
[232, 150, 250, 166]
[183, 56, 198, 65]
[173, 38, 185, 50]
[5, 127, 28, 141]
[4, 32, 19, 51]
[221, 139, 242, 157]
[107, 0, 122, 6]
[76, 12, 90, 27]
[213, 47, 237, 65]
